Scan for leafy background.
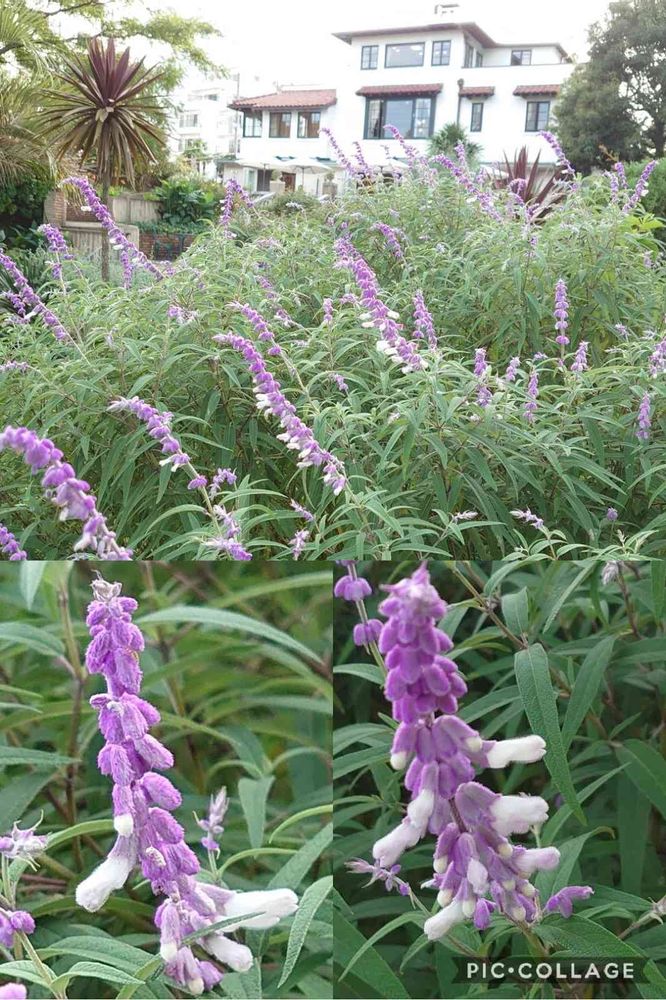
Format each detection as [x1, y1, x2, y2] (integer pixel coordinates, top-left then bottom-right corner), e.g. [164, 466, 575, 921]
[333, 560, 666, 999]
[0, 561, 332, 999]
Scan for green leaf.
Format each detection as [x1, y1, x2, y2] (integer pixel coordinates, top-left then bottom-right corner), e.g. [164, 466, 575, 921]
[501, 588, 529, 637]
[269, 804, 333, 842]
[0, 623, 64, 657]
[18, 561, 47, 610]
[535, 827, 610, 899]
[514, 643, 584, 823]
[268, 823, 332, 890]
[616, 740, 666, 821]
[39, 936, 155, 974]
[238, 775, 274, 849]
[136, 606, 319, 663]
[0, 746, 74, 769]
[339, 911, 423, 982]
[278, 875, 333, 986]
[51, 961, 143, 991]
[0, 772, 54, 829]
[618, 772, 651, 896]
[561, 635, 614, 749]
[333, 911, 411, 999]
[651, 560, 666, 621]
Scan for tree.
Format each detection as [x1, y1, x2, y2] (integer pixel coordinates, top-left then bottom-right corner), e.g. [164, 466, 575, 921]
[555, 66, 645, 174]
[38, 37, 166, 278]
[428, 122, 481, 162]
[0, 77, 55, 186]
[0, 0, 223, 87]
[556, 0, 666, 172]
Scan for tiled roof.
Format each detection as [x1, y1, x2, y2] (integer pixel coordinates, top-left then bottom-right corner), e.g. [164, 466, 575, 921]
[356, 83, 443, 97]
[513, 84, 561, 96]
[229, 90, 336, 110]
[459, 86, 495, 97]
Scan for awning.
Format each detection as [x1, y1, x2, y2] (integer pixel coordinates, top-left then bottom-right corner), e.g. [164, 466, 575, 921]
[459, 86, 495, 98]
[513, 84, 561, 96]
[356, 83, 443, 97]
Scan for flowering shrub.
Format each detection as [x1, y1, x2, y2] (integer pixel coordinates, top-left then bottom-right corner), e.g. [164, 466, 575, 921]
[1, 143, 666, 558]
[0, 561, 332, 998]
[334, 559, 666, 998]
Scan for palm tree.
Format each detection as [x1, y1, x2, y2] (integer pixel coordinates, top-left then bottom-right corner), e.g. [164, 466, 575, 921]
[0, 75, 55, 186]
[38, 37, 166, 279]
[429, 122, 481, 162]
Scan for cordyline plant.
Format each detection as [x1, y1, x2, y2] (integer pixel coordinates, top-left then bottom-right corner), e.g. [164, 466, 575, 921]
[336, 563, 592, 940]
[37, 37, 166, 279]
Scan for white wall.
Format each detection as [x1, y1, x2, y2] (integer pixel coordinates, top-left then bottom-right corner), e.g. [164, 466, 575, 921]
[331, 30, 573, 165]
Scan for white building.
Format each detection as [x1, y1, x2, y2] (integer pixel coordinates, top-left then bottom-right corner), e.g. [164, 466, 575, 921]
[170, 72, 270, 178]
[225, 88, 341, 195]
[227, 4, 576, 193]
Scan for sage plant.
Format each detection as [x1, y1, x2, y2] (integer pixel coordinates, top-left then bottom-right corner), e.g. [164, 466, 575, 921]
[338, 564, 592, 940]
[0, 426, 131, 559]
[0, 524, 27, 561]
[76, 576, 297, 994]
[0, 251, 71, 342]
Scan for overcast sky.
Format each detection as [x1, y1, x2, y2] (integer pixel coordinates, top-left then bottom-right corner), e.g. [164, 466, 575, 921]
[165, 0, 611, 90]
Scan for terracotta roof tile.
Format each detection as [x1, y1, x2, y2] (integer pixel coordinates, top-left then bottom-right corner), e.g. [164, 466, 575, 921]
[459, 86, 495, 97]
[356, 83, 443, 97]
[229, 90, 336, 110]
[513, 84, 561, 96]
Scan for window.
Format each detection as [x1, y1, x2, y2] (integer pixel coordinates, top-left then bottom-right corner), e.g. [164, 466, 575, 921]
[269, 111, 291, 137]
[179, 112, 199, 128]
[470, 102, 483, 132]
[361, 44, 378, 69]
[298, 110, 321, 138]
[205, 93, 219, 101]
[464, 42, 475, 68]
[432, 40, 451, 65]
[384, 42, 425, 68]
[511, 49, 532, 65]
[475, 50, 484, 67]
[242, 111, 262, 137]
[364, 96, 435, 139]
[525, 100, 550, 131]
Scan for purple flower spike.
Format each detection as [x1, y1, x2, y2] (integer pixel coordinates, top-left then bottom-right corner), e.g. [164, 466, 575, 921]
[62, 176, 164, 282]
[636, 393, 652, 441]
[214, 332, 347, 495]
[289, 527, 310, 559]
[198, 787, 229, 853]
[219, 178, 252, 235]
[77, 577, 298, 994]
[290, 499, 314, 522]
[524, 369, 539, 422]
[554, 279, 570, 346]
[623, 161, 657, 214]
[571, 341, 589, 373]
[504, 357, 520, 382]
[108, 396, 191, 470]
[347, 564, 592, 942]
[0, 250, 71, 342]
[372, 221, 406, 262]
[210, 467, 237, 497]
[0, 523, 27, 561]
[412, 290, 437, 348]
[0, 820, 48, 860]
[206, 505, 252, 561]
[322, 297, 334, 326]
[334, 238, 426, 373]
[544, 885, 593, 917]
[511, 508, 545, 531]
[606, 507, 618, 521]
[38, 223, 75, 278]
[0, 425, 131, 559]
[347, 858, 411, 896]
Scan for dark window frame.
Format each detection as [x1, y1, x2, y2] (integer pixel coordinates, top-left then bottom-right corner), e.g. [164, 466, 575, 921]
[242, 111, 262, 137]
[511, 48, 533, 65]
[470, 102, 484, 132]
[525, 100, 550, 131]
[475, 50, 484, 67]
[431, 39, 451, 66]
[464, 42, 475, 68]
[361, 44, 379, 69]
[269, 111, 292, 138]
[384, 41, 425, 68]
[363, 95, 436, 140]
[297, 110, 321, 138]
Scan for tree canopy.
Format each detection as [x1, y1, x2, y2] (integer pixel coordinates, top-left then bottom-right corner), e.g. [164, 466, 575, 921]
[556, 0, 666, 173]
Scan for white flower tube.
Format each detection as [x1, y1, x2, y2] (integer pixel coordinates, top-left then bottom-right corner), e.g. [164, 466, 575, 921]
[485, 736, 546, 768]
[373, 817, 425, 868]
[490, 795, 549, 836]
[203, 934, 254, 972]
[75, 837, 136, 912]
[219, 888, 298, 932]
[424, 899, 466, 940]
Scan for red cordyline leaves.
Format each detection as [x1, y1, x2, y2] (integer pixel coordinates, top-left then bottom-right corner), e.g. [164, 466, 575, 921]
[38, 37, 165, 186]
[494, 146, 567, 219]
